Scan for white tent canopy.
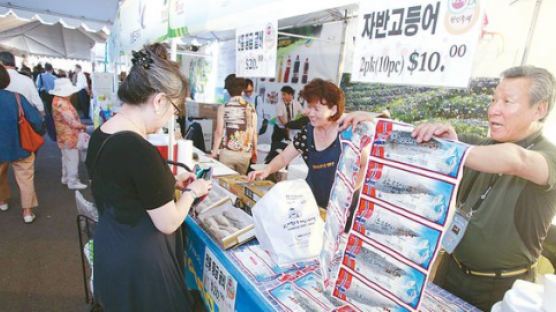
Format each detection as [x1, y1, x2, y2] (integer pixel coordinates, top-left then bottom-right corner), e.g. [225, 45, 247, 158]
[0, 0, 118, 60]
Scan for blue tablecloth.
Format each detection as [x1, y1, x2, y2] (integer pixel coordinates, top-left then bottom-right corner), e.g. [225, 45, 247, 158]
[184, 216, 480, 312]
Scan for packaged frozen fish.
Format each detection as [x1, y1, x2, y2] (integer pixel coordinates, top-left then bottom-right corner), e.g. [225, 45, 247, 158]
[352, 200, 442, 269]
[340, 121, 374, 151]
[372, 120, 468, 177]
[197, 202, 256, 249]
[364, 162, 454, 225]
[333, 269, 410, 312]
[270, 282, 328, 312]
[342, 236, 426, 308]
[336, 144, 361, 187]
[229, 245, 280, 283]
[329, 178, 354, 213]
[294, 273, 345, 309]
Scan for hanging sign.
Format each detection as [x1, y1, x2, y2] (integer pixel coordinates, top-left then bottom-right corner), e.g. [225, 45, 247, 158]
[352, 0, 483, 88]
[236, 21, 278, 78]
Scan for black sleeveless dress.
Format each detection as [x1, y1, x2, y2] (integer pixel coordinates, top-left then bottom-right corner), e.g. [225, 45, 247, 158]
[86, 130, 191, 312]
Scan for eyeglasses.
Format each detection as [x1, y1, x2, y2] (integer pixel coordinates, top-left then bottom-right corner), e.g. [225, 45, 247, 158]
[165, 95, 183, 115]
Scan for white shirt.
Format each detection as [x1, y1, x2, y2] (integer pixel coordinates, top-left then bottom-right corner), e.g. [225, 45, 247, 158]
[75, 71, 88, 91]
[275, 100, 303, 128]
[6, 68, 44, 112]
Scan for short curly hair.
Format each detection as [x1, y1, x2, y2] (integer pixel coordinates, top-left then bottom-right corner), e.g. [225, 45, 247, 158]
[302, 78, 345, 121]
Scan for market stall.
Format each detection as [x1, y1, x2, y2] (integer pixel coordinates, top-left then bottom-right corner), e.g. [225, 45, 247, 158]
[84, 0, 556, 310]
[184, 218, 481, 312]
[181, 120, 481, 311]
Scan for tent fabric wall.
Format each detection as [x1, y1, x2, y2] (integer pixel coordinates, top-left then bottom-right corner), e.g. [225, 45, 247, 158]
[0, 17, 106, 60]
[0, 0, 118, 32]
[0, 0, 117, 60]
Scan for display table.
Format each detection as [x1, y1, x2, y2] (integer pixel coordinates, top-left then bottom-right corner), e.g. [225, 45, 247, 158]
[183, 216, 480, 312]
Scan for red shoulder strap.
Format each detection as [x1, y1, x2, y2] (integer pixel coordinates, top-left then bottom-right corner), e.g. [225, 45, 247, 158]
[15, 93, 24, 117]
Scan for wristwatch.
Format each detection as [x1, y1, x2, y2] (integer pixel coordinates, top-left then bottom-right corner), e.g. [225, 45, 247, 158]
[183, 188, 199, 199]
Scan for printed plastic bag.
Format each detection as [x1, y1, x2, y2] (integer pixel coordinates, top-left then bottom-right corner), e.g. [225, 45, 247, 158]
[252, 179, 324, 267]
[77, 132, 90, 162]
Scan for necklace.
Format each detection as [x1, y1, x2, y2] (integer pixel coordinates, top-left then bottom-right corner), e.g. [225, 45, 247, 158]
[119, 113, 146, 137]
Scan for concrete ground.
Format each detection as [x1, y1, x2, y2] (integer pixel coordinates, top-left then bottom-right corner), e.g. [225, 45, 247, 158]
[0, 135, 91, 312]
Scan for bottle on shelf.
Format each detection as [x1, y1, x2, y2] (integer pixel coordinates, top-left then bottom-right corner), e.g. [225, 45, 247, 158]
[301, 58, 309, 84]
[277, 59, 283, 83]
[283, 56, 291, 83]
[291, 55, 300, 84]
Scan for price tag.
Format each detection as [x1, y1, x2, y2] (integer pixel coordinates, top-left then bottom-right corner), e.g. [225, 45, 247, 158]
[203, 248, 237, 311]
[236, 21, 277, 78]
[352, 0, 484, 88]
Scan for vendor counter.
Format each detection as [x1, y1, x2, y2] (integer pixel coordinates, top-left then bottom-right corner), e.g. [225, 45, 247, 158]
[184, 216, 480, 312]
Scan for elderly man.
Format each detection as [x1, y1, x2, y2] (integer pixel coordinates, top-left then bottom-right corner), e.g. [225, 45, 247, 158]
[413, 66, 556, 311]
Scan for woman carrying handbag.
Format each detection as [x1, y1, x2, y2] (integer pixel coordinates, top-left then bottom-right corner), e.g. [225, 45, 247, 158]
[0, 64, 43, 223]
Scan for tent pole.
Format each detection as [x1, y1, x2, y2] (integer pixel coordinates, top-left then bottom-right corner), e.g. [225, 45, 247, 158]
[335, 10, 349, 85]
[521, 0, 543, 65]
[168, 38, 178, 163]
[277, 31, 340, 44]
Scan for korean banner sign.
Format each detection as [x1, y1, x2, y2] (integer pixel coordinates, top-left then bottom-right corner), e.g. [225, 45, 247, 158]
[352, 0, 483, 88]
[236, 21, 278, 78]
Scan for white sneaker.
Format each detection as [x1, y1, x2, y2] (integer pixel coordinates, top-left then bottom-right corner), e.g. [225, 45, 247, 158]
[23, 213, 36, 223]
[61, 177, 68, 185]
[0, 203, 8, 211]
[68, 181, 87, 190]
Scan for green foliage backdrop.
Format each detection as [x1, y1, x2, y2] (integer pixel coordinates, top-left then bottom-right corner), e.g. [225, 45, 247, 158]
[340, 73, 498, 137]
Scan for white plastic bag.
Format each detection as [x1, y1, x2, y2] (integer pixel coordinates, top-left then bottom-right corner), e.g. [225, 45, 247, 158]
[252, 179, 324, 267]
[77, 132, 90, 162]
[77, 132, 90, 150]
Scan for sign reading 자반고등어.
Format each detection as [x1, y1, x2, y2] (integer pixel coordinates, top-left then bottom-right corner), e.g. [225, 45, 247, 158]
[351, 0, 484, 88]
[236, 21, 278, 78]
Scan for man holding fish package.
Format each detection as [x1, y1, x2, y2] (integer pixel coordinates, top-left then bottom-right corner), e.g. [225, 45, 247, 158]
[413, 65, 556, 311]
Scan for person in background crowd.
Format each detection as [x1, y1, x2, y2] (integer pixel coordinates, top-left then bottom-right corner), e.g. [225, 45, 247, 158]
[118, 71, 127, 84]
[50, 78, 87, 190]
[32, 63, 44, 81]
[412, 66, 556, 311]
[36, 63, 56, 94]
[74, 64, 90, 118]
[243, 78, 261, 109]
[19, 61, 32, 78]
[86, 43, 211, 311]
[57, 69, 67, 78]
[37, 63, 58, 141]
[0, 64, 43, 223]
[274, 85, 303, 142]
[0, 51, 44, 113]
[248, 78, 380, 208]
[212, 76, 257, 174]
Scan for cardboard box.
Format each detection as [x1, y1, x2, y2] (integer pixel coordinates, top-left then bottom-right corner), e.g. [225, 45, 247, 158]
[243, 181, 274, 202]
[217, 175, 249, 196]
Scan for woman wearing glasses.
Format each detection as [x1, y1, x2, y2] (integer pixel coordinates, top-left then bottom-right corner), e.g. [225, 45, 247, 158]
[86, 43, 211, 311]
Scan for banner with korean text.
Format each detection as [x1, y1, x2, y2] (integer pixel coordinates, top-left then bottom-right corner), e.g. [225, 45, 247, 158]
[352, 0, 483, 88]
[236, 21, 278, 78]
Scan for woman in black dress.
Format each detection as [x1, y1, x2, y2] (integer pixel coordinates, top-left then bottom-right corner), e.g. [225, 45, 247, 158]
[86, 43, 211, 311]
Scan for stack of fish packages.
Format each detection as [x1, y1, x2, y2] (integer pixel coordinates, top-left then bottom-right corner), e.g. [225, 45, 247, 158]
[320, 119, 470, 311]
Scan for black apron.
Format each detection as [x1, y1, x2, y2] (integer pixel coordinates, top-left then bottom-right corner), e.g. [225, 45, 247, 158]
[304, 124, 341, 208]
